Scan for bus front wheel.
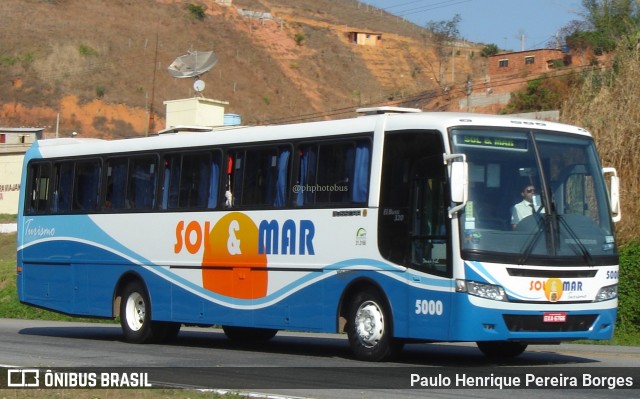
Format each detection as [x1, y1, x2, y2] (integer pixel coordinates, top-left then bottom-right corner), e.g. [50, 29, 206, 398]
[476, 341, 528, 358]
[120, 280, 155, 344]
[346, 289, 402, 361]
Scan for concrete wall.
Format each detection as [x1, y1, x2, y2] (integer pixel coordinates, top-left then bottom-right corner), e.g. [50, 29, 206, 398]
[163, 97, 229, 129]
[0, 153, 25, 214]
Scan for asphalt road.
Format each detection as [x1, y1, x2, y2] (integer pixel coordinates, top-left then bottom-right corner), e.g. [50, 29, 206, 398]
[1, 318, 639, 398]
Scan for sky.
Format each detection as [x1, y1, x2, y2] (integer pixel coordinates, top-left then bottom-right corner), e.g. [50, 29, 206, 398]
[360, 0, 585, 51]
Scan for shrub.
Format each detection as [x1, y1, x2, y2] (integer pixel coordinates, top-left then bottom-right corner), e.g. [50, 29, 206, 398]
[78, 43, 98, 57]
[617, 242, 640, 333]
[187, 3, 206, 20]
[95, 85, 105, 98]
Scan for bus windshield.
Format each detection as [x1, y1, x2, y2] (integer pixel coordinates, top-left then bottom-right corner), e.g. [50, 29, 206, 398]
[450, 128, 617, 266]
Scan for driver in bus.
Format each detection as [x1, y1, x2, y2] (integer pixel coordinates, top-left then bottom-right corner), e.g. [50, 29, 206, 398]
[511, 184, 539, 229]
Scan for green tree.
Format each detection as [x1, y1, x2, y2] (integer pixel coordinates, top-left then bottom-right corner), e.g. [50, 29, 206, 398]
[566, 0, 640, 52]
[501, 77, 568, 114]
[425, 14, 461, 85]
[481, 44, 499, 57]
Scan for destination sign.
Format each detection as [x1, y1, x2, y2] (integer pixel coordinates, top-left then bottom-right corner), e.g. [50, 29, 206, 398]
[455, 134, 528, 150]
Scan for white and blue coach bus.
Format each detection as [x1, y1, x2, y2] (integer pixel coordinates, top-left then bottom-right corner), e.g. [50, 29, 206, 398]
[17, 109, 621, 361]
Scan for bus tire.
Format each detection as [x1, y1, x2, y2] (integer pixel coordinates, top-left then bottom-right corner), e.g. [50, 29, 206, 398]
[476, 341, 528, 358]
[222, 326, 278, 342]
[120, 280, 154, 344]
[152, 321, 181, 342]
[346, 289, 402, 361]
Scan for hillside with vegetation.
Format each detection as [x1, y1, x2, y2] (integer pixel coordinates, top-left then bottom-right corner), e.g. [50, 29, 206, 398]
[558, 0, 640, 246]
[0, 0, 481, 138]
[498, 0, 640, 247]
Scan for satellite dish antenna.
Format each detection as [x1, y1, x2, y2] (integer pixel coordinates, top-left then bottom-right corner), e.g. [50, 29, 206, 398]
[193, 79, 205, 92]
[168, 50, 218, 96]
[168, 50, 217, 78]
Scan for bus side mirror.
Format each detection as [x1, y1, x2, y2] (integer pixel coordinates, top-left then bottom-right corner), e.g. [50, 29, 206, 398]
[444, 154, 468, 217]
[602, 167, 621, 223]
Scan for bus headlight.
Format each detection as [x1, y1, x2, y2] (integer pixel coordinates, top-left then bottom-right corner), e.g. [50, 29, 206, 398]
[595, 284, 617, 302]
[456, 280, 508, 301]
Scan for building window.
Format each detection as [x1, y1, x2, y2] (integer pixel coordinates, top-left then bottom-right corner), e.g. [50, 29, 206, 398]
[498, 59, 509, 68]
[525, 56, 535, 65]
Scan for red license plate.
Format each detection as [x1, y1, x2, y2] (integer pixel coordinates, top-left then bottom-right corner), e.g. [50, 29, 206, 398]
[543, 312, 567, 323]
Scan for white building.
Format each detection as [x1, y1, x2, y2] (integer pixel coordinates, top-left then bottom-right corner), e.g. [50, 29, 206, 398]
[0, 128, 43, 214]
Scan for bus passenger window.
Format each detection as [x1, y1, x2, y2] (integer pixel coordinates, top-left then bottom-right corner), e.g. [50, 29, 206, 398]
[296, 139, 370, 206]
[225, 152, 239, 207]
[225, 147, 290, 208]
[73, 160, 101, 211]
[128, 156, 157, 210]
[105, 159, 128, 210]
[163, 152, 215, 209]
[273, 149, 290, 207]
[53, 162, 74, 213]
[207, 153, 221, 208]
[296, 146, 317, 206]
[26, 163, 52, 214]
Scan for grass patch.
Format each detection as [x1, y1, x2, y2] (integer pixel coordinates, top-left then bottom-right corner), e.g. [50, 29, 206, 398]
[0, 213, 17, 223]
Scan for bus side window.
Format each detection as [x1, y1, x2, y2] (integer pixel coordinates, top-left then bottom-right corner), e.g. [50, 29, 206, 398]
[163, 151, 216, 210]
[105, 158, 128, 210]
[27, 162, 52, 214]
[351, 141, 370, 203]
[296, 145, 317, 206]
[54, 162, 74, 213]
[128, 156, 157, 210]
[208, 152, 221, 208]
[226, 147, 290, 208]
[224, 151, 242, 207]
[316, 142, 351, 203]
[73, 159, 101, 211]
[239, 148, 274, 206]
[296, 139, 370, 206]
[273, 149, 290, 207]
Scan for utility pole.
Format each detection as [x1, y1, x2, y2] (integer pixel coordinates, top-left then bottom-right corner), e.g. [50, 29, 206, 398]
[147, 33, 159, 136]
[465, 74, 472, 112]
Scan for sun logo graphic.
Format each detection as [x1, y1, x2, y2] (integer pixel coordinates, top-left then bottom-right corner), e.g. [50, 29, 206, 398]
[201, 212, 268, 299]
[174, 212, 316, 299]
[543, 278, 563, 302]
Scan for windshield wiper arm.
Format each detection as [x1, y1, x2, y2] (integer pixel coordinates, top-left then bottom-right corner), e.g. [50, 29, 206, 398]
[517, 213, 545, 265]
[557, 215, 594, 266]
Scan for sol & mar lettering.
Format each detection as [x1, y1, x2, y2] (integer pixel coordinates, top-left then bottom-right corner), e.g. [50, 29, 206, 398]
[174, 218, 315, 256]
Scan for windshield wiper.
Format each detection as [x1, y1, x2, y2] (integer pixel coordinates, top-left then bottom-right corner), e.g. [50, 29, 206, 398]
[517, 212, 545, 265]
[529, 131, 559, 256]
[557, 215, 595, 266]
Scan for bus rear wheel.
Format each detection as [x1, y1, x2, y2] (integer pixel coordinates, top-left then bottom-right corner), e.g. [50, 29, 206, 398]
[120, 281, 153, 343]
[153, 321, 181, 342]
[346, 289, 402, 361]
[476, 341, 528, 358]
